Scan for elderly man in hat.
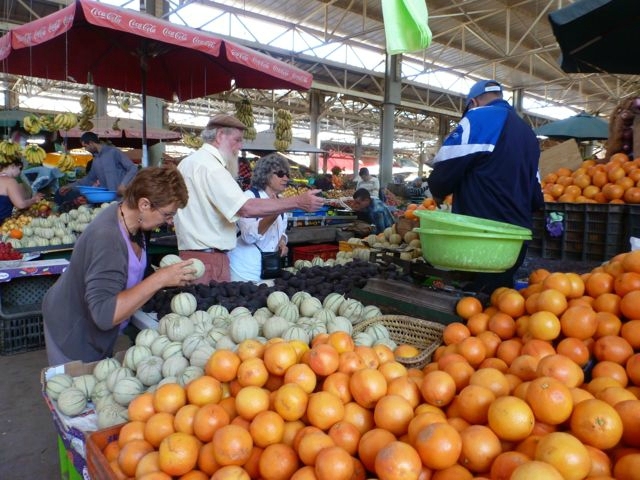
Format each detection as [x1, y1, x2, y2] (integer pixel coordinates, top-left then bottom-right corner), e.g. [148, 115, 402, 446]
[428, 80, 544, 292]
[174, 114, 324, 283]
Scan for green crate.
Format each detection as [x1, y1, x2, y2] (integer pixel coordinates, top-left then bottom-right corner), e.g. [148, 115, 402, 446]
[57, 436, 83, 480]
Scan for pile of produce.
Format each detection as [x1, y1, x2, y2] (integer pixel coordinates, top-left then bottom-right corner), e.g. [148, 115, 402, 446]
[143, 259, 410, 317]
[606, 97, 639, 160]
[274, 109, 293, 151]
[235, 98, 257, 141]
[45, 249, 640, 479]
[542, 154, 640, 204]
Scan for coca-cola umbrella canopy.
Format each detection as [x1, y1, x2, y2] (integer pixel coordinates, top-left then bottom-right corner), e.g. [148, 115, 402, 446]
[0, 0, 312, 163]
[535, 112, 609, 141]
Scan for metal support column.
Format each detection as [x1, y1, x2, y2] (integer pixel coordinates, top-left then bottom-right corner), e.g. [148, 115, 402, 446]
[309, 90, 322, 173]
[379, 54, 402, 189]
[354, 133, 363, 174]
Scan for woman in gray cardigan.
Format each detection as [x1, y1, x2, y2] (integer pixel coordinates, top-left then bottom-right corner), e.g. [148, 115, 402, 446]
[43, 166, 196, 365]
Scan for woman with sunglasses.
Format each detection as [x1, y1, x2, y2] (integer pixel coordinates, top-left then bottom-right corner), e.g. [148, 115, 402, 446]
[0, 154, 44, 225]
[228, 155, 290, 283]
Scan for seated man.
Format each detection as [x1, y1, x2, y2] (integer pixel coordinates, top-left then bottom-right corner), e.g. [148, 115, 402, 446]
[352, 188, 395, 234]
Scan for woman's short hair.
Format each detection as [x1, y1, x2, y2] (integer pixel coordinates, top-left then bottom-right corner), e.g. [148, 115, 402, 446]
[0, 154, 24, 169]
[123, 165, 188, 209]
[250, 155, 290, 190]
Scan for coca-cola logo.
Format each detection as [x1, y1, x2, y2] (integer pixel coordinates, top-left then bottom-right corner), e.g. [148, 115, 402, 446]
[0, 45, 9, 58]
[32, 27, 49, 42]
[90, 7, 122, 25]
[193, 36, 217, 49]
[63, 14, 74, 28]
[230, 49, 249, 61]
[129, 20, 156, 34]
[47, 19, 63, 35]
[273, 65, 289, 76]
[251, 58, 271, 69]
[162, 27, 188, 41]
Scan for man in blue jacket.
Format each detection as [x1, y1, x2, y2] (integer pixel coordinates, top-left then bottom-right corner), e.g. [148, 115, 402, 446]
[428, 80, 544, 292]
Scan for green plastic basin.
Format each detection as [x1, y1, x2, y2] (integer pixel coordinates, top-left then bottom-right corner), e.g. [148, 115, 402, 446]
[414, 210, 532, 237]
[413, 227, 529, 273]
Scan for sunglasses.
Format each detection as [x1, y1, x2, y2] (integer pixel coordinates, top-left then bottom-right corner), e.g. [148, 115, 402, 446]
[273, 170, 289, 178]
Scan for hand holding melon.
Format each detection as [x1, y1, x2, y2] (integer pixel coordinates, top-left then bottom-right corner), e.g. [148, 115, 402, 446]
[157, 254, 205, 285]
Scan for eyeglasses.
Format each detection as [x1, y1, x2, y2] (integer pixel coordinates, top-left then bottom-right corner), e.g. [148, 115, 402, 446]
[273, 170, 289, 178]
[155, 207, 177, 221]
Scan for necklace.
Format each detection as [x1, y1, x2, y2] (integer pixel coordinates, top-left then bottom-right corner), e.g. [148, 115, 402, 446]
[119, 204, 145, 249]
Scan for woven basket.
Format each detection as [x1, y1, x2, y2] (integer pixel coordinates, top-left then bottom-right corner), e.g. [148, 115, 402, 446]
[353, 315, 444, 369]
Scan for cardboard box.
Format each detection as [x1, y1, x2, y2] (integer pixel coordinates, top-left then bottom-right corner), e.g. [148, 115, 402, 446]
[539, 139, 583, 178]
[41, 352, 126, 478]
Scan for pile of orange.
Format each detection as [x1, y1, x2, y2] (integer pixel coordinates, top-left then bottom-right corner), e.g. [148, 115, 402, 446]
[404, 195, 453, 219]
[542, 153, 640, 204]
[100, 250, 640, 480]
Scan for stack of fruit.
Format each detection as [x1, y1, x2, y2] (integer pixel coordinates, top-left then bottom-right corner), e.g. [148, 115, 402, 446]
[0, 241, 22, 261]
[182, 133, 203, 149]
[0, 140, 22, 160]
[77, 94, 97, 131]
[53, 112, 79, 132]
[236, 98, 257, 141]
[22, 114, 42, 135]
[23, 144, 46, 166]
[274, 109, 293, 151]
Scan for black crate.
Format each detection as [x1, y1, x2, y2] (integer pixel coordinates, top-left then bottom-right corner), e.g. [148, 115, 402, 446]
[626, 205, 640, 250]
[538, 203, 627, 262]
[0, 275, 58, 355]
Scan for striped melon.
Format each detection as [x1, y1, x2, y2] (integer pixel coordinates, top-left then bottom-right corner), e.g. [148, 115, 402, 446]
[93, 357, 121, 382]
[72, 374, 97, 400]
[267, 291, 289, 313]
[275, 302, 299, 323]
[57, 388, 87, 417]
[322, 293, 345, 314]
[46, 374, 73, 400]
[162, 355, 189, 378]
[112, 377, 145, 406]
[299, 297, 323, 317]
[135, 328, 159, 348]
[170, 292, 197, 316]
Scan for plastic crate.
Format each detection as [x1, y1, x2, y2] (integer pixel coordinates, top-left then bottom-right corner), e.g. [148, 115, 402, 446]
[627, 205, 640, 249]
[0, 275, 58, 355]
[292, 243, 339, 262]
[291, 206, 330, 217]
[539, 203, 627, 262]
[86, 425, 123, 480]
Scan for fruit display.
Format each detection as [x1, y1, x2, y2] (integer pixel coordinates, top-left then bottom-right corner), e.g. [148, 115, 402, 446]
[274, 108, 293, 151]
[0, 140, 21, 159]
[53, 112, 79, 131]
[49, 248, 640, 480]
[77, 94, 97, 132]
[235, 98, 257, 141]
[53, 153, 77, 173]
[606, 97, 639, 160]
[22, 114, 42, 135]
[181, 133, 203, 149]
[0, 241, 22, 260]
[542, 154, 640, 203]
[23, 144, 46, 166]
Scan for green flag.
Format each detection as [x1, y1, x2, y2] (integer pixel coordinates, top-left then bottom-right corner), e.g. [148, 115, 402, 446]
[382, 0, 432, 55]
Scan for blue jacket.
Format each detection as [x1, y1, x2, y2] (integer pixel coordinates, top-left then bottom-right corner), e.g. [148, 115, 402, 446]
[428, 99, 544, 229]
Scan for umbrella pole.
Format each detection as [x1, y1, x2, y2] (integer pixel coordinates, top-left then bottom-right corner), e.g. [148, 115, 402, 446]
[141, 57, 149, 168]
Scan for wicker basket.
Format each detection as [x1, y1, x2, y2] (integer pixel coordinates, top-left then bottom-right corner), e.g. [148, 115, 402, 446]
[353, 315, 444, 369]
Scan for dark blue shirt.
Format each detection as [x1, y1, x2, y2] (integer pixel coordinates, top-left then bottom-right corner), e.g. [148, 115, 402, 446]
[428, 99, 544, 229]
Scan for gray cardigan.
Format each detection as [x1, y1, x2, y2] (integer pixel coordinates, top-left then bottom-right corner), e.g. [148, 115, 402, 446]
[43, 203, 133, 362]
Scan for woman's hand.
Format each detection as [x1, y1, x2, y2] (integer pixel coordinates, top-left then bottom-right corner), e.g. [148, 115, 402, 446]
[32, 192, 44, 203]
[156, 260, 197, 287]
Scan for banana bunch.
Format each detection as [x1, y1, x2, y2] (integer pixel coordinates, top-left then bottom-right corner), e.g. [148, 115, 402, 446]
[0, 141, 22, 159]
[23, 144, 46, 165]
[56, 153, 76, 172]
[235, 99, 257, 141]
[39, 115, 57, 132]
[23, 114, 42, 135]
[182, 133, 203, 149]
[274, 109, 293, 151]
[54, 112, 78, 131]
[78, 94, 97, 131]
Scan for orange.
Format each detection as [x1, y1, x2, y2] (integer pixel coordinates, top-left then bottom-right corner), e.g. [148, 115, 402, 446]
[456, 385, 495, 425]
[145, 412, 177, 448]
[560, 305, 598, 340]
[128, 391, 156, 422]
[593, 335, 634, 364]
[585, 272, 615, 297]
[205, 349, 241, 382]
[487, 395, 535, 441]
[614, 453, 640, 480]
[118, 439, 155, 477]
[620, 290, 640, 320]
[525, 376, 573, 425]
[273, 384, 309, 421]
[349, 367, 388, 409]
[186, 375, 223, 406]
[158, 432, 200, 477]
[193, 403, 230, 442]
[235, 386, 270, 421]
[374, 441, 422, 480]
[118, 420, 147, 447]
[489, 451, 530, 480]
[314, 445, 355, 480]
[488, 311, 517, 339]
[153, 383, 187, 415]
[258, 443, 299, 480]
[263, 341, 298, 376]
[327, 421, 361, 456]
[174, 404, 199, 435]
[536, 353, 584, 388]
[210, 466, 250, 479]
[534, 431, 591, 480]
[249, 410, 285, 448]
[357, 428, 396, 473]
[306, 391, 345, 431]
[456, 336, 487, 367]
[570, 398, 623, 450]
[442, 322, 471, 346]
[527, 311, 561, 340]
[373, 394, 414, 436]
[297, 430, 334, 466]
[321, 371, 352, 404]
[614, 400, 640, 447]
[283, 363, 317, 394]
[413, 421, 462, 470]
[535, 289, 568, 316]
[456, 297, 483, 319]
[135, 451, 161, 478]
[212, 424, 254, 466]
[510, 460, 564, 480]
[342, 401, 374, 436]
[469, 367, 510, 397]
[458, 425, 502, 473]
[420, 370, 456, 407]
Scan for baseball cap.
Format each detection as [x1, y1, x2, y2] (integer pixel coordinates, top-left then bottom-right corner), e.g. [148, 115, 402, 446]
[206, 114, 246, 130]
[466, 80, 503, 106]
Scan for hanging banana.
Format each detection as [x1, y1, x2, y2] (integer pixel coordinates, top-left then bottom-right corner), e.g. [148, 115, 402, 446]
[0, 140, 22, 158]
[57, 153, 76, 172]
[39, 115, 56, 132]
[23, 144, 46, 166]
[182, 133, 203, 149]
[23, 115, 42, 135]
[235, 98, 257, 141]
[274, 109, 293, 151]
[54, 112, 78, 131]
